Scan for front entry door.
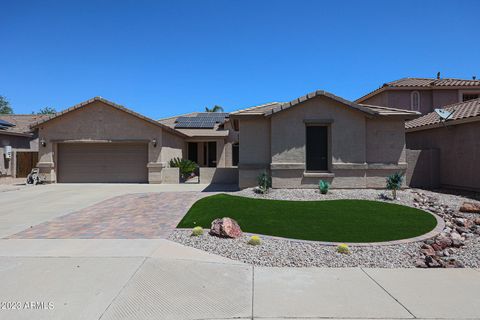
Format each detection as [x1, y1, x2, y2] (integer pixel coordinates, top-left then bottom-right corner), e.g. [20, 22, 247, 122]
[187, 142, 198, 163]
[207, 142, 217, 167]
[306, 126, 328, 171]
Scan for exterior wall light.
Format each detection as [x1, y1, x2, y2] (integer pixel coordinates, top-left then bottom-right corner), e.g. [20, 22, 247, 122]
[152, 138, 157, 147]
[40, 138, 46, 147]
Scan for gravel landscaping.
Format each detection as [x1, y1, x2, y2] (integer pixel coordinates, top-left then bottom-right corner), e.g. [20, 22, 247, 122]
[169, 188, 480, 268]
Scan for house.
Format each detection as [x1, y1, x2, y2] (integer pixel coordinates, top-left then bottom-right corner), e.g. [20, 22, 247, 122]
[356, 76, 480, 115]
[31, 97, 238, 184]
[230, 90, 418, 189]
[405, 99, 480, 192]
[0, 114, 50, 179]
[357, 75, 480, 192]
[25, 92, 417, 188]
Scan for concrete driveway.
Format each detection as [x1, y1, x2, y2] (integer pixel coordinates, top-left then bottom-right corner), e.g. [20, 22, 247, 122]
[0, 183, 216, 239]
[9, 192, 204, 239]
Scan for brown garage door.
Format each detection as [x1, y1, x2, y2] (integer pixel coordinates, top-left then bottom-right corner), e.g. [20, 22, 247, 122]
[57, 143, 148, 183]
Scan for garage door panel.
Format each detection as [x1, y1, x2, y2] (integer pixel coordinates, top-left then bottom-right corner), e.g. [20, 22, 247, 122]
[58, 143, 148, 183]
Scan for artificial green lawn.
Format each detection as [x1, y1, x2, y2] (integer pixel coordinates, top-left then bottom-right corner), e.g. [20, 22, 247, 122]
[177, 194, 437, 242]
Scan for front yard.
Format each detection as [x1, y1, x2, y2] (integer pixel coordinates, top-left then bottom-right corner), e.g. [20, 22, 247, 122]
[170, 188, 480, 268]
[177, 194, 437, 242]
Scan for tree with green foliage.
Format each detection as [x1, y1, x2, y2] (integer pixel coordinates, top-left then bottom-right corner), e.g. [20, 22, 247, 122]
[37, 106, 56, 114]
[205, 105, 224, 112]
[0, 96, 13, 114]
[168, 157, 198, 181]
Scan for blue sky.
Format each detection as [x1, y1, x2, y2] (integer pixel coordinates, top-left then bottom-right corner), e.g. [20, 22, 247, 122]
[1, 0, 479, 118]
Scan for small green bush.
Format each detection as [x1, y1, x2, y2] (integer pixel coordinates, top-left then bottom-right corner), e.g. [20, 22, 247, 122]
[386, 172, 404, 199]
[336, 243, 350, 254]
[256, 170, 272, 194]
[191, 226, 204, 236]
[169, 157, 198, 180]
[318, 180, 330, 194]
[248, 235, 262, 246]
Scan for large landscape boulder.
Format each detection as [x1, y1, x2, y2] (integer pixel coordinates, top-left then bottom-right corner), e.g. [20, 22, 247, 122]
[210, 217, 243, 238]
[459, 202, 480, 213]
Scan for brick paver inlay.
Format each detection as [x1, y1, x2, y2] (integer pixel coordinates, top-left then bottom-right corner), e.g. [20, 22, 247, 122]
[8, 192, 205, 239]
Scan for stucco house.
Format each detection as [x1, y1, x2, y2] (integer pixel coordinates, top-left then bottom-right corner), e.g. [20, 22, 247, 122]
[356, 76, 480, 115]
[13, 92, 418, 188]
[30, 97, 238, 184]
[357, 75, 480, 193]
[0, 114, 49, 179]
[405, 98, 480, 192]
[230, 91, 418, 188]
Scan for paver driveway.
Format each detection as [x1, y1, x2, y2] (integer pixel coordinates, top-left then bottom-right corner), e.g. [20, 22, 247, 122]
[9, 192, 204, 239]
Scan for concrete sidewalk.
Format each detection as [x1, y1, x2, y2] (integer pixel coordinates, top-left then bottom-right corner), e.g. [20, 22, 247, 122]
[0, 239, 479, 320]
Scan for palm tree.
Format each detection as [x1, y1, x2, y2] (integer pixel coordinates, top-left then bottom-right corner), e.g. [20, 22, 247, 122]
[205, 105, 224, 112]
[37, 106, 56, 114]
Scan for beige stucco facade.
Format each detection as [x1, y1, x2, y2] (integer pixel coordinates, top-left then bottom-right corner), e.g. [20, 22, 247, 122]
[406, 121, 480, 192]
[234, 95, 409, 189]
[361, 88, 480, 115]
[36, 100, 170, 183]
[34, 98, 237, 184]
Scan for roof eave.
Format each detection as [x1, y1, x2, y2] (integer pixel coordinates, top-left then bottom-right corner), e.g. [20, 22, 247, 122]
[0, 131, 34, 137]
[406, 116, 480, 132]
[30, 97, 189, 139]
[263, 90, 378, 117]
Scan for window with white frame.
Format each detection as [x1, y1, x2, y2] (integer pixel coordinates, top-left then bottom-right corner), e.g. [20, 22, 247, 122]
[411, 91, 420, 111]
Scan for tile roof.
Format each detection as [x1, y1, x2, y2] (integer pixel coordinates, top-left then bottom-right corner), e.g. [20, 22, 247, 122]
[0, 114, 51, 136]
[229, 102, 282, 115]
[388, 78, 480, 87]
[30, 97, 188, 138]
[231, 90, 419, 118]
[405, 98, 480, 131]
[356, 77, 480, 102]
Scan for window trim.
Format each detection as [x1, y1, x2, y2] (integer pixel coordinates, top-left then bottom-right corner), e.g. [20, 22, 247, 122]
[410, 91, 420, 111]
[459, 90, 480, 102]
[305, 123, 331, 173]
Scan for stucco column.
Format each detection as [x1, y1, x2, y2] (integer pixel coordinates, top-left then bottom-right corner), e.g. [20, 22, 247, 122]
[37, 140, 56, 183]
[216, 139, 225, 167]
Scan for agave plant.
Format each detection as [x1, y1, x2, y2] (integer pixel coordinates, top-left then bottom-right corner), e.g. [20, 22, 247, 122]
[386, 172, 404, 199]
[169, 157, 198, 181]
[256, 170, 272, 194]
[318, 180, 330, 194]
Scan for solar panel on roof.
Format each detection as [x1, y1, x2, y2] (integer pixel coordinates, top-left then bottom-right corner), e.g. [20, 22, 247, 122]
[0, 119, 15, 127]
[174, 113, 229, 129]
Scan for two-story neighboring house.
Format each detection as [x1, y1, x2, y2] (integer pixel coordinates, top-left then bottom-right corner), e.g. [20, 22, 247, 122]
[356, 76, 480, 115]
[357, 75, 480, 192]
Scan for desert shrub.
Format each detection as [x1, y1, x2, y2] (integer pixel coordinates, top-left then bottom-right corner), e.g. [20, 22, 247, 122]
[336, 243, 350, 254]
[256, 170, 272, 194]
[191, 226, 204, 236]
[386, 172, 404, 199]
[248, 235, 261, 246]
[318, 180, 330, 194]
[169, 157, 198, 180]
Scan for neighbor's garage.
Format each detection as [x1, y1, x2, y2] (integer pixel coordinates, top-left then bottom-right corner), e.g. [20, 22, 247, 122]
[57, 143, 148, 183]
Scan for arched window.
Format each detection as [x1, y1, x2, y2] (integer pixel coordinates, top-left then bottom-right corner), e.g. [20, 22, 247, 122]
[411, 91, 420, 111]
